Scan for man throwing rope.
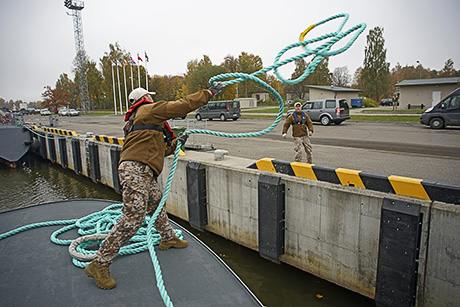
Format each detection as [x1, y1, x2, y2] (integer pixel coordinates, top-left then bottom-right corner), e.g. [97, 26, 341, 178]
[85, 82, 226, 290]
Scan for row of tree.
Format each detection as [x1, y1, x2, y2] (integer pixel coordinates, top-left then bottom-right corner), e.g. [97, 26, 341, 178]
[1, 27, 458, 111]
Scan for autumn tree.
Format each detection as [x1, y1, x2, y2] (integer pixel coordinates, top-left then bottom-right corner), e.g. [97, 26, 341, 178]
[55, 73, 77, 108]
[84, 60, 104, 109]
[150, 75, 185, 102]
[332, 66, 351, 87]
[307, 57, 332, 85]
[41, 85, 70, 111]
[222, 55, 239, 73]
[220, 55, 240, 100]
[351, 67, 363, 89]
[439, 58, 457, 77]
[185, 55, 227, 99]
[265, 73, 285, 103]
[237, 52, 265, 97]
[289, 58, 309, 100]
[362, 27, 391, 100]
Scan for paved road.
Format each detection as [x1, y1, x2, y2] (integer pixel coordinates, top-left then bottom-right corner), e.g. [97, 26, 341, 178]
[27, 114, 460, 185]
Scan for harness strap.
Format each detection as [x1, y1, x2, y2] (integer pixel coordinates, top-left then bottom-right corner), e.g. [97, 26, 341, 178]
[124, 108, 175, 146]
[130, 124, 164, 133]
[292, 111, 306, 125]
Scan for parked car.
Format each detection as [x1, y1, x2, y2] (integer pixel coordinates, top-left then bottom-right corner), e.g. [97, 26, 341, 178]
[286, 99, 350, 126]
[58, 109, 69, 116]
[381, 98, 393, 106]
[195, 100, 241, 121]
[68, 109, 79, 116]
[40, 109, 51, 116]
[420, 87, 460, 129]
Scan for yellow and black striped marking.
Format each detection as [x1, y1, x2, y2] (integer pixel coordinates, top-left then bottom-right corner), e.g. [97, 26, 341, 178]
[42, 127, 78, 136]
[248, 158, 460, 205]
[94, 135, 124, 145]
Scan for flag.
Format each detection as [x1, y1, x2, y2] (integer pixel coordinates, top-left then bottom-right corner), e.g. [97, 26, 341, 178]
[130, 57, 137, 67]
[117, 60, 122, 67]
[144, 51, 149, 62]
[124, 60, 128, 66]
[137, 53, 143, 62]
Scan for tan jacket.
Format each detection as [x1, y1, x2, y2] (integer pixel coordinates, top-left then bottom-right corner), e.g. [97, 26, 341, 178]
[282, 111, 314, 137]
[120, 90, 211, 175]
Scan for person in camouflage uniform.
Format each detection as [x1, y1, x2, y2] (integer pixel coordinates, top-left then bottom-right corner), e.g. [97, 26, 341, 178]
[282, 102, 314, 163]
[85, 83, 226, 290]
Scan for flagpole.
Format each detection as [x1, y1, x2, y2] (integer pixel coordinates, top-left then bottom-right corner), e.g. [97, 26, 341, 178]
[111, 63, 117, 115]
[137, 53, 141, 88]
[130, 61, 134, 90]
[145, 51, 149, 91]
[123, 62, 128, 111]
[145, 64, 148, 91]
[116, 63, 123, 114]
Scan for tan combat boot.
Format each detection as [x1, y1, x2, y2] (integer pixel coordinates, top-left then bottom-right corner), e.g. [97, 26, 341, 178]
[84, 260, 116, 290]
[159, 235, 188, 251]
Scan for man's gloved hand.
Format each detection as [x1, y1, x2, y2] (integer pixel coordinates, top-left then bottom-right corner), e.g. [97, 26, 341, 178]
[177, 132, 188, 145]
[207, 82, 226, 96]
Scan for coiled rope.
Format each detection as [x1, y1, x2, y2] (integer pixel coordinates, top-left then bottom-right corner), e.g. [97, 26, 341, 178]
[0, 13, 365, 307]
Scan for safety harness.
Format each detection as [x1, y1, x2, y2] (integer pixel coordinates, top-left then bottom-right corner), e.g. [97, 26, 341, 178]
[292, 111, 306, 125]
[123, 100, 176, 146]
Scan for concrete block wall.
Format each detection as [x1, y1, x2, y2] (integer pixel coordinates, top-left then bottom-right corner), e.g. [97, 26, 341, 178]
[31, 128, 460, 306]
[161, 151, 459, 305]
[422, 202, 460, 306]
[282, 180, 384, 298]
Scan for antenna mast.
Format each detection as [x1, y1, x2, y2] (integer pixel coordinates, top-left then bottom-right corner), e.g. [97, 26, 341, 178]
[64, 0, 90, 114]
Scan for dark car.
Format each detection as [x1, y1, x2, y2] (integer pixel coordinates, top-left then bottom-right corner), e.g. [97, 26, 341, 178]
[420, 87, 460, 129]
[286, 99, 350, 126]
[380, 98, 393, 106]
[195, 100, 241, 121]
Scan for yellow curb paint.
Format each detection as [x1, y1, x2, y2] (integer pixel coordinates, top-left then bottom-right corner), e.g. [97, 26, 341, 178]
[94, 135, 124, 145]
[256, 158, 276, 173]
[388, 175, 430, 200]
[336, 168, 365, 189]
[291, 162, 317, 180]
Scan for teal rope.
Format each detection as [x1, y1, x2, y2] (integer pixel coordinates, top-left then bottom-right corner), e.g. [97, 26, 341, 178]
[149, 13, 365, 306]
[0, 203, 183, 268]
[0, 14, 365, 307]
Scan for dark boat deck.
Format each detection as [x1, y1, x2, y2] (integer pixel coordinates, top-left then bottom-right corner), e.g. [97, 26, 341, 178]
[0, 199, 262, 307]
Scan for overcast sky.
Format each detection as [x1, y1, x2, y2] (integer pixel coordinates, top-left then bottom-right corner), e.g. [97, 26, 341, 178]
[1, 0, 459, 102]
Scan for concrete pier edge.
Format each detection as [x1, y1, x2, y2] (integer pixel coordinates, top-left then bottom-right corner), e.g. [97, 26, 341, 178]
[28, 126, 460, 306]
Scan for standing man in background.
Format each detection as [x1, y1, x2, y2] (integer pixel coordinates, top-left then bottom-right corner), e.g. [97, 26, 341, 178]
[282, 102, 314, 163]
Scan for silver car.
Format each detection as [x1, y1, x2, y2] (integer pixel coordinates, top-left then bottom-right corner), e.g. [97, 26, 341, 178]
[287, 99, 350, 126]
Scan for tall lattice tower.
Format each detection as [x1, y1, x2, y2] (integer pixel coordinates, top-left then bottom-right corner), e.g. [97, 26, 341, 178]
[64, 0, 90, 113]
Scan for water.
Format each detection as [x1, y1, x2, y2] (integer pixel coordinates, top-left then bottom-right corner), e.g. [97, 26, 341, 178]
[0, 154, 121, 213]
[0, 153, 374, 307]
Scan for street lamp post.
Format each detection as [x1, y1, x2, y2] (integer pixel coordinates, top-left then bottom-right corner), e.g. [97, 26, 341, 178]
[416, 61, 422, 79]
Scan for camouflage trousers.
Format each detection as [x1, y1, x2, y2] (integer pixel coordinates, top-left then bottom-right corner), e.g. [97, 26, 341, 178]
[95, 161, 174, 266]
[293, 135, 312, 163]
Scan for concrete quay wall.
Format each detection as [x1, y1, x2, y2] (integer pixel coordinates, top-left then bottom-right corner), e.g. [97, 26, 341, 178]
[32, 129, 460, 306]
